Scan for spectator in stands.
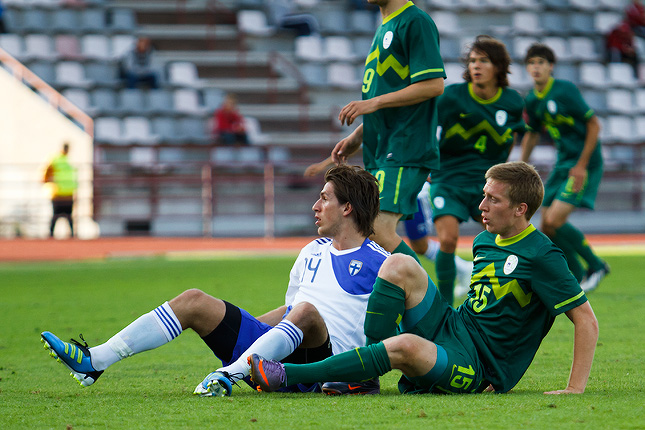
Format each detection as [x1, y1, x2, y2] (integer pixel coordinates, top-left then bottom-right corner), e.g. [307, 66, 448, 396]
[605, 20, 640, 78]
[626, 0, 645, 38]
[43, 143, 77, 239]
[212, 93, 248, 146]
[120, 37, 159, 89]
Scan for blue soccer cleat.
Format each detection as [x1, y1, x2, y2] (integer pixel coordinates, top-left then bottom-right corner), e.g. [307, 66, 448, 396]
[41, 331, 103, 387]
[248, 354, 285, 392]
[193, 371, 234, 397]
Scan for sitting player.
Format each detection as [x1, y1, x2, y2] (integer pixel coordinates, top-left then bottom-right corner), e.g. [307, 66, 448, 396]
[249, 162, 599, 396]
[40, 166, 388, 396]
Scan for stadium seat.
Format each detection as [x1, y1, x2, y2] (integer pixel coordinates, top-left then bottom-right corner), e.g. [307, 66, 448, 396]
[352, 36, 373, 59]
[597, 0, 626, 12]
[485, 0, 514, 11]
[119, 89, 147, 114]
[543, 0, 568, 9]
[62, 88, 91, 112]
[244, 116, 270, 145]
[569, 37, 599, 61]
[173, 89, 202, 114]
[24, 34, 55, 60]
[607, 63, 637, 88]
[168, 62, 200, 87]
[324, 36, 356, 61]
[541, 12, 569, 36]
[95, 117, 123, 144]
[123, 116, 157, 144]
[202, 87, 225, 111]
[508, 63, 532, 90]
[85, 62, 120, 87]
[91, 88, 118, 116]
[594, 12, 622, 34]
[55, 35, 82, 60]
[175, 117, 208, 144]
[570, 12, 596, 36]
[81, 34, 111, 60]
[299, 63, 328, 87]
[109, 8, 137, 32]
[511, 11, 542, 35]
[111, 34, 136, 60]
[327, 62, 358, 88]
[569, 0, 597, 11]
[553, 63, 578, 82]
[511, 0, 540, 10]
[318, 9, 348, 35]
[579, 63, 606, 88]
[440, 36, 461, 62]
[22, 10, 49, 33]
[427, 0, 462, 10]
[606, 116, 636, 143]
[0, 34, 23, 58]
[295, 36, 324, 62]
[28, 61, 56, 84]
[512, 36, 538, 61]
[606, 89, 634, 115]
[349, 10, 376, 34]
[444, 62, 464, 86]
[459, 0, 486, 11]
[634, 116, 645, 140]
[634, 89, 645, 113]
[432, 11, 461, 37]
[237, 10, 275, 37]
[56, 61, 89, 88]
[79, 8, 107, 33]
[51, 9, 80, 33]
[147, 89, 175, 115]
[542, 37, 570, 61]
[152, 117, 178, 143]
[581, 90, 606, 113]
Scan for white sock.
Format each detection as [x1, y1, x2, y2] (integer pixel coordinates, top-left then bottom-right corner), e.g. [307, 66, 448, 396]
[455, 256, 474, 275]
[424, 240, 440, 261]
[218, 320, 303, 382]
[89, 302, 182, 371]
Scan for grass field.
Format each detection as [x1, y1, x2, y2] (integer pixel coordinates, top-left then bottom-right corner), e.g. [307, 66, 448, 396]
[1, 252, 644, 429]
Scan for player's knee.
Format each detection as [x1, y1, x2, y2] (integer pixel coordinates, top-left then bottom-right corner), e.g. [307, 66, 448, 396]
[385, 333, 424, 367]
[379, 254, 419, 285]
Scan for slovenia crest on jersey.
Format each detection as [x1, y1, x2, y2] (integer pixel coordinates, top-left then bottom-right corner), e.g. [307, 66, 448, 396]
[383, 31, 393, 49]
[348, 259, 363, 276]
[504, 255, 518, 275]
[547, 100, 557, 114]
[495, 110, 508, 126]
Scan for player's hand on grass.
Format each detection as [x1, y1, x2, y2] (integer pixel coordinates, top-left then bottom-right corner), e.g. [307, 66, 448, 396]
[544, 387, 585, 395]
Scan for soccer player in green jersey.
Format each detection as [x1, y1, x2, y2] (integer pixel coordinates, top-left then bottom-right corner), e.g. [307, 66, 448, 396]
[250, 161, 599, 395]
[330, 0, 445, 262]
[431, 36, 525, 305]
[520, 44, 609, 293]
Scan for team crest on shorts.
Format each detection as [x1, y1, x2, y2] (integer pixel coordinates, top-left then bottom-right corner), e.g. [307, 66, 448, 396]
[495, 110, 508, 126]
[349, 260, 363, 276]
[504, 255, 519, 275]
[383, 31, 393, 49]
[433, 196, 445, 209]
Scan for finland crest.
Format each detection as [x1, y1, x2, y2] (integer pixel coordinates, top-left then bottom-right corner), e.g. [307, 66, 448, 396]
[504, 255, 518, 275]
[349, 260, 363, 276]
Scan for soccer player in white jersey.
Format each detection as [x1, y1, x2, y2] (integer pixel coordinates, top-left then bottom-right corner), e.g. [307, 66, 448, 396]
[40, 165, 389, 396]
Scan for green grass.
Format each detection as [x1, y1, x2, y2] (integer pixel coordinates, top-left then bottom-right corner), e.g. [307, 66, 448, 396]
[1, 254, 644, 429]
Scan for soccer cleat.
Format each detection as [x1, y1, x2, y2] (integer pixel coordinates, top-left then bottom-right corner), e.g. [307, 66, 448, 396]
[321, 378, 380, 395]
[248, 354, 285, 392]
[40, 331, 103, 387]
[580, 261, 610, 294]
[193, 371, 234, 397]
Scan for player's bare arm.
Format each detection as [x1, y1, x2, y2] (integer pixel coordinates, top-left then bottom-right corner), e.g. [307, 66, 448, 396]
[304, 156, 334, 177]
[332, 124, 363, 165]
[338, 78, 444, 126]
[519, 131, 540, 163]
[569, 116, 601, 193]
[544, 301, 598, 395]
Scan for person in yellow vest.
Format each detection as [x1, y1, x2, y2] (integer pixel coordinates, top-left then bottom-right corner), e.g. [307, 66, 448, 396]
[43, 143, 77, 238]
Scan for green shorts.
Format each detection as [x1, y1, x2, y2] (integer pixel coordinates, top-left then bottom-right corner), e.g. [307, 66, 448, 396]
[543, 163, 603, 209]
[369, 167, 431, 219]
[396, 277, 488, 394]
[430, 182, 484, 223]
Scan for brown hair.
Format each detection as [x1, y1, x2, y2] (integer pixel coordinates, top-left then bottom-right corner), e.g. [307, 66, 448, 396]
[485, 161, 544, 220]
[524, 43, 557, 65]
[324, 165, 380, 237]
[462, 35, 511, 88]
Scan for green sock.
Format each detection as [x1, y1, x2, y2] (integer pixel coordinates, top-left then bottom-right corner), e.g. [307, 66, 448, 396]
[284, 343, 391, 386]
[393, 239, 421, 264]
[435, 250, 455, 306]
[550, 228, 585, 282]
[557, 223, 604, 271]
[364, 277, 406, 344]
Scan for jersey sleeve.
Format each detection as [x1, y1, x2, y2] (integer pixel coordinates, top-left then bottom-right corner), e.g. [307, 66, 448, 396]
[531, 243, 587, 316]
[562, 81, 593, 122]
[406, 15, 445, 83]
